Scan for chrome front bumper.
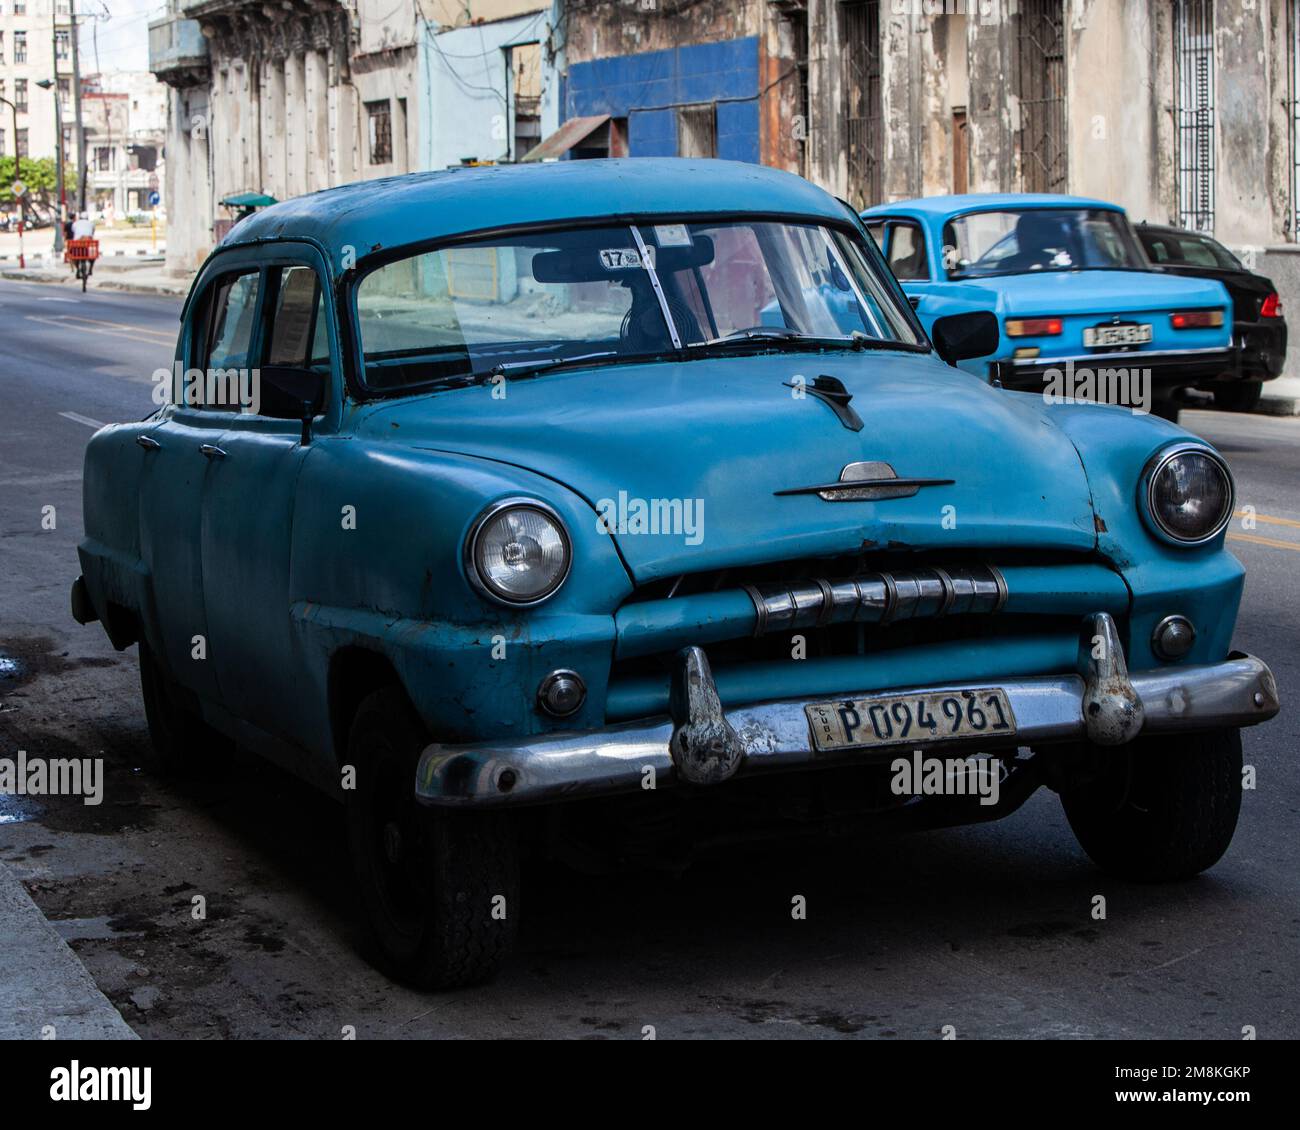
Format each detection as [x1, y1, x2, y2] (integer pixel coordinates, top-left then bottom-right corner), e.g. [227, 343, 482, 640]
[415, 613, 1279, 808]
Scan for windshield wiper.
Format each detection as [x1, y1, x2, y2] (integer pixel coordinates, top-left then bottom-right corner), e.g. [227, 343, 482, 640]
[687, 329, 896, 353]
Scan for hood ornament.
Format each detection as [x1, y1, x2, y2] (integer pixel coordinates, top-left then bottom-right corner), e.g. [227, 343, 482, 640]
[783, 374, 863, 432]
[774, 461, 954, 502]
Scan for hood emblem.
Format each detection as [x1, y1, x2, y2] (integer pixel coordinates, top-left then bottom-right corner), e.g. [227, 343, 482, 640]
[774, 461, 954, 502]
[783, 374, 863, 432]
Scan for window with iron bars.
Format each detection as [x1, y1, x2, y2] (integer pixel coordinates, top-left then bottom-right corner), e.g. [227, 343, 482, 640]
[366, 99, 392, 165]
[1174, 0, 1215, 232]
[842, 0, 882, 208]
[1016, 0, 1067, 193]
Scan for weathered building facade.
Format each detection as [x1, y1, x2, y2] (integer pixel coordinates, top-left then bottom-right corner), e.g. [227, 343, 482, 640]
[149, 0, 423, 273]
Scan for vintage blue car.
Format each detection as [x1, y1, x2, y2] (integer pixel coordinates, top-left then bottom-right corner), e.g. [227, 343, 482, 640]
[862, 194, 1234, 420]
[72, 160, 1278, 989]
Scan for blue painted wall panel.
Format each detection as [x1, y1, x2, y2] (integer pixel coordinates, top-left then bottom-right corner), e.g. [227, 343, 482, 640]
[566, 37, 762, 164]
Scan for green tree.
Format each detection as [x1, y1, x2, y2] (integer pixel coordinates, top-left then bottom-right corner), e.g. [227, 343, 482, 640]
[0, 156, 79, 209]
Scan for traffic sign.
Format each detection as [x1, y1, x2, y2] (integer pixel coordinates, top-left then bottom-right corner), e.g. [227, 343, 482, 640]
[148, 191, 161, 206]
[11, 180, 27, 198]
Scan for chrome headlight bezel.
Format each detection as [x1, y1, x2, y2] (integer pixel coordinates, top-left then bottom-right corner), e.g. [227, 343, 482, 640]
[464, 498, 573, 607]
[1139, 442, 1235, 547]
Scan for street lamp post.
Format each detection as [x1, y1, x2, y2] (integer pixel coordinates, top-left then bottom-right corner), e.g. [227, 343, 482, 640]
[0, 94, 24, 268]
[36, 79, 65, 253]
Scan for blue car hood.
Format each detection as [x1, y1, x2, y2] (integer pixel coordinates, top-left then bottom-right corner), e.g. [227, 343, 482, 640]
[358, 351, 1099, 582]
[952, 269, 1228, 315]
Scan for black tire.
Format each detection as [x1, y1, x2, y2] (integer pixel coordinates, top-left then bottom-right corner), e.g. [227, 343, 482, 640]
[1061, 728, 1242, 882]
[137, 639, 222, 772]
[1214, 381, 1263, 413]
[345, 687, 518, 989]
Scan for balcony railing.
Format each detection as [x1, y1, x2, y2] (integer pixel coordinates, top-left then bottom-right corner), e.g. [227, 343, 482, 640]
[148, 15, 210, 86]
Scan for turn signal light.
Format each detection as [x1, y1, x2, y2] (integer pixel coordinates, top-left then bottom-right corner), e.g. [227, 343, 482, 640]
[1169, 309, 1225, 329]
[1005, 317, 1063, 337]
[1261, 292, 1282, 318]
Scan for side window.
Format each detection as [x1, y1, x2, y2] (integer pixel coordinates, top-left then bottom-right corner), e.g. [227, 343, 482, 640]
[268, 266, 328, 369]
[886, 222, 929, 281]
[259, 265, 331, 420]
[204, 271, 261, 372]
[864, 221, 885, 249]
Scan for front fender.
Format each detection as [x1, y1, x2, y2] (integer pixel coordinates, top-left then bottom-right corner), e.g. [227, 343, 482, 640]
[1047, 404, 1244, 668]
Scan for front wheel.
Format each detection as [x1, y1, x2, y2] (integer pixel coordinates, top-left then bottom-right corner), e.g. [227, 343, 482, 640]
[345, 687, 519, 989]
[1061, 728, 1242, 882]
[138, 640, 224, 772]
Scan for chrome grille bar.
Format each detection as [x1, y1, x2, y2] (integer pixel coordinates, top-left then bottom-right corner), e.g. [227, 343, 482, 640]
[743, 565, 1006, 637]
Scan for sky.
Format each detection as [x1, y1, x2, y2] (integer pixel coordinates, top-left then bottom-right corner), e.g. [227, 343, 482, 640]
[78, 0, 163, 75]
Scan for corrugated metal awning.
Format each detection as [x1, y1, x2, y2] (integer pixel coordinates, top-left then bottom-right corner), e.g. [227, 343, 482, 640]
[519, 115, 611, 163]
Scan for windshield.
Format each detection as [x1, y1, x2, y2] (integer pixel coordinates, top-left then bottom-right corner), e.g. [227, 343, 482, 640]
[942, 208, 1146, 279]
[354, 219, 922, 392]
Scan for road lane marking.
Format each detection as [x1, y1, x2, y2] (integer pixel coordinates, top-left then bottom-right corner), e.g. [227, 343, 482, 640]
[25, 313, 175, 344]
[59, 411, 105, 429]
[1233, 509, 1300, 530]
[1228, 532, 1300, 552]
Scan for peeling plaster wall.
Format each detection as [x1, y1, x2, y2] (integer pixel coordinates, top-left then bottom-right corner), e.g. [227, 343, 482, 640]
[1214, 0, 1275, 244]
[1066, 0, 1157, 216]
[966, 9, 1012, 192]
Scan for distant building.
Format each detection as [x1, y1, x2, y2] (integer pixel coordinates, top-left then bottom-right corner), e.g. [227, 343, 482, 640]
[81, 72, 167, 219]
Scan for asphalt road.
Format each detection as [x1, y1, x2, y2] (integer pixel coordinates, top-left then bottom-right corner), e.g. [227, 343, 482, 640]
[1, 276, 1296, 1039]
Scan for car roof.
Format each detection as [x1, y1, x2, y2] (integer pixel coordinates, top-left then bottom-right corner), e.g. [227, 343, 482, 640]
[861, 193, 1123, 221]
[222, 159, 851, 260]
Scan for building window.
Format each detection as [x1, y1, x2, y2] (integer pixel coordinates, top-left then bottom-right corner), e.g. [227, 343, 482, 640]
[1292, 0, 1300, 239]
[58, 77, 70, 100]
[1174, 0, 1215, 232]
[96, 146, 114, 171]
[0, 32, 5, 66]
[16, 129, 28, 159]
[843, 0, 882, 208]
[15, 78, 27, 113]
[55, 30, 70, 61]
[366, 99, 392, 165]
[15, 2, 26, 15]
[14, 30, 27, 65]
[1016, 0, 1067, 193]
[508, 42, 542, 161]
[0, 129, 5, 156]
[677, 103, 716, 158]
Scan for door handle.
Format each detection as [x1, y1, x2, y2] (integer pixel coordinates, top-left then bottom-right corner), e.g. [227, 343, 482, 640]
[199, 444, 227, 460]
[135, 434, 161, 451]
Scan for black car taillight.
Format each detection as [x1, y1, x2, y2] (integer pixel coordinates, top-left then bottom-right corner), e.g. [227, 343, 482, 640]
[1260, 292, 1282, 318]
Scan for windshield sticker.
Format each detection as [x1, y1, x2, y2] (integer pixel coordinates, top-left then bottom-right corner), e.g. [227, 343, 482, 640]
[653, 224, 692, 248]
[599, 248, 654, 270]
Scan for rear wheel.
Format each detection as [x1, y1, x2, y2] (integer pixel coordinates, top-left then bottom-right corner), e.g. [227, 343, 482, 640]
[345, 687, 519, 989]
[1061, 728, 1242, 882]
[1214, 381, 1263, 413]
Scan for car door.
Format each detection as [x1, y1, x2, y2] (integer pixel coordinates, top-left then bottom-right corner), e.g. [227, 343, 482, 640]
[198, 246, 339, 744]
[136, 265, 263, 702]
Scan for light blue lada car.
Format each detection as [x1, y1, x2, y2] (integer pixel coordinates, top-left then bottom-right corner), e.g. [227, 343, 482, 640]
[71, 161, 1277, 988]
[863, 194, 1234, 420]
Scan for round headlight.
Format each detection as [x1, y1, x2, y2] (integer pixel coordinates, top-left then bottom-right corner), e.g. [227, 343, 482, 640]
[466, 500, 571, 606]
[1141, 444, 1234, 546]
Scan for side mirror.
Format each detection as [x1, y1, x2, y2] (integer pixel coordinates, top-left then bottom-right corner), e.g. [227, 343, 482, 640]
[931, 311, 1000, 367]
[259, 365, 325, 421]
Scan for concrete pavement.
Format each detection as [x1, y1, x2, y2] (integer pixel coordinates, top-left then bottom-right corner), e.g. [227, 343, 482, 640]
[0, 861, 136, 1039]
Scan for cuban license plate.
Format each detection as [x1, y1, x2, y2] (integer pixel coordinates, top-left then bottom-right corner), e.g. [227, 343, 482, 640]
[805, 689, 1017, 753]
[1083, 323, 1152, 348]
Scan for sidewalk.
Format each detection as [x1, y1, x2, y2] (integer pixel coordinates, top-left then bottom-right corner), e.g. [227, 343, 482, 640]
[1259, 375, 1300, 416]
[0, 257, 192, 297]
[0, 860, 136, 1039]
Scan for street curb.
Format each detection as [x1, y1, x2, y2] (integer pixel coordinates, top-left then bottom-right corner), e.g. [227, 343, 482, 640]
[0, 861, 137, 1040]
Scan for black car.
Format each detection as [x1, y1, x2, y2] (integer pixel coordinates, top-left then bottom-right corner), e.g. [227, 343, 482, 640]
[1136, 223, 1287, 411]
